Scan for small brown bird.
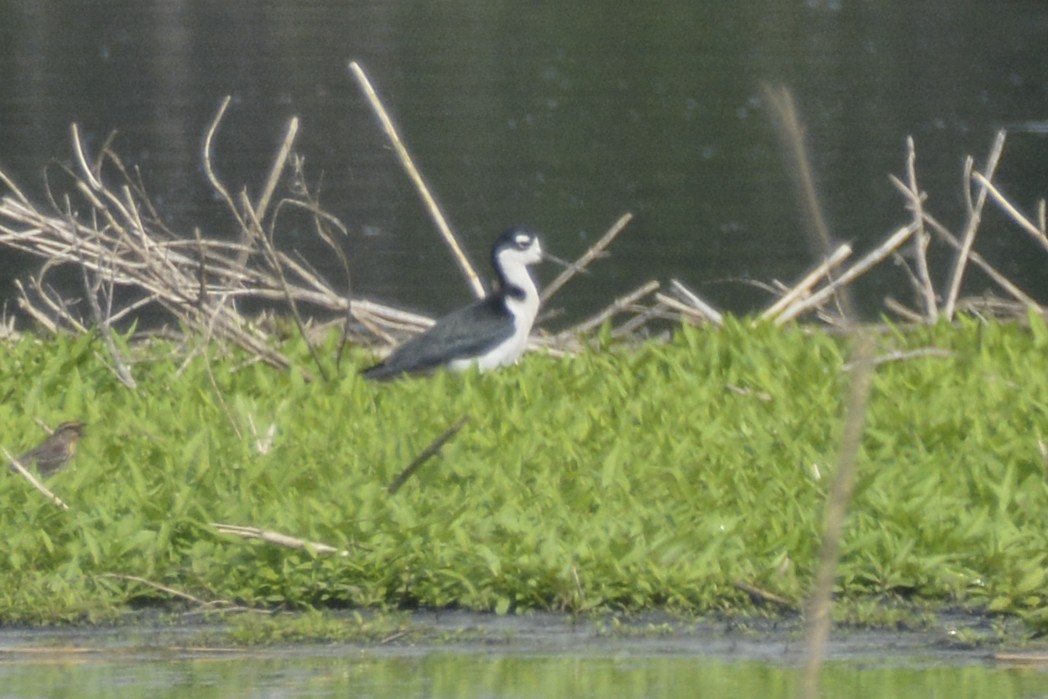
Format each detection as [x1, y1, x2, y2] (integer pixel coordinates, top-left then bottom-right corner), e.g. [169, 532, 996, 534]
[14, 422, 85, 477]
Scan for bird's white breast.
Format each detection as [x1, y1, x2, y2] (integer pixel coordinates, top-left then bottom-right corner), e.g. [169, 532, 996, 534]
[448, 261, 540, 372]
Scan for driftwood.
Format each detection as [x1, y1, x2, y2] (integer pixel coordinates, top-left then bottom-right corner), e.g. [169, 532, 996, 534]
[4, 447, 69, 511]
[212, 522, 351, 557]
[0, 65, 1044, 371]
[349, 61, 484, 298]
[0, 70, 651, 361]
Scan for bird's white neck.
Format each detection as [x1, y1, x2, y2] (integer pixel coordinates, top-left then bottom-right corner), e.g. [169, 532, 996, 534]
[449, 256, 540, 371]
[498, 258, 540, 327]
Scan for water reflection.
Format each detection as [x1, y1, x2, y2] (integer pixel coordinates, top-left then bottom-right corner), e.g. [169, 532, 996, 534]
[1, 649, 1045, 699]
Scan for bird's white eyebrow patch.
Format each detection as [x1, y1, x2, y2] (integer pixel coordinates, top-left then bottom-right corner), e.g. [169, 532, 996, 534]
[514, 234, 530, 246]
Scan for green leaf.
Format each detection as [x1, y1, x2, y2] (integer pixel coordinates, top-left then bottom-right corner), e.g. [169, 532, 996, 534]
[1027, 306, 1048, 349]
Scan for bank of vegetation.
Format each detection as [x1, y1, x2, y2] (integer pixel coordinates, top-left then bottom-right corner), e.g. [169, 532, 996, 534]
[0, 317, 1046, 637]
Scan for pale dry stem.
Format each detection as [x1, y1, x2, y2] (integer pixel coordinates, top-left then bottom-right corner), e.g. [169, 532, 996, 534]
[4, 447, 70, 510]
[212, 522, 351, 557]
[542, 212, 633, 302]
[775, 223, 920, 325]
[760, 244, 852, 322]
[902, 136, 938, 320]
[558, 279, 660, 337]
[349, 60, 484, 298]
[943, 130, 1007, 319]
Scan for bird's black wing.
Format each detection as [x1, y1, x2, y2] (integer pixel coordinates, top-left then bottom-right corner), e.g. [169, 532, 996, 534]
[362, 297, 515, 380]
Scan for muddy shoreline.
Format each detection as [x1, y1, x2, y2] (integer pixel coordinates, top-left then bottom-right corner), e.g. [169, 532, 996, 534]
[1, 610, 1042, 668]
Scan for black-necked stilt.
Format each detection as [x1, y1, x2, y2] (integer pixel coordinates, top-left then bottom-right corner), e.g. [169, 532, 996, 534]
[362, 226, 554, 380]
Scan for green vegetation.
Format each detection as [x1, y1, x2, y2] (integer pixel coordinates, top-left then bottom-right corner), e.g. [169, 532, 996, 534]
[1, 315, 1047, 637]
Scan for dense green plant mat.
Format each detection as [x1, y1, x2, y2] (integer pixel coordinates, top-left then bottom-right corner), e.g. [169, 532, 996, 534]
[2, 315, 1047, 632]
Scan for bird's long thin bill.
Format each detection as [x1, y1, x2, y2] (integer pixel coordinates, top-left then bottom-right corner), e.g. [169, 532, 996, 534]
[543, 252, 588, 274]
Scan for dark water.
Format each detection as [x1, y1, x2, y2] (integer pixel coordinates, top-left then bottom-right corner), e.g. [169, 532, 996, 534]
[0, 1, 1046, 325]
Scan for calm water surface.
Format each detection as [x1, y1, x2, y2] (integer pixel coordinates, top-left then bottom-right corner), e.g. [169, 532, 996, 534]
[2, 651, 1047, 699]
[1, 1, 1046, 324]
[2, 646, 1047, 699]
[2, 618, 1047, 699]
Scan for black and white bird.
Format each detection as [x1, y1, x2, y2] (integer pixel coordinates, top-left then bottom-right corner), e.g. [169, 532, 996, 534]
[362, 226, 555, 380]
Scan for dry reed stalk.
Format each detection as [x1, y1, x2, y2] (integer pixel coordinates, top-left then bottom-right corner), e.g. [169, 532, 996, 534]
[70, 207, 137, 389]
[71, 122, 103, 191]
[760, 244, 852, 322]
[654, 290, 720, 327]
[801, 335, 874, 698]
[883, 296, 924, 324]
[763, 85, 835, 255]
[255, 117, 299, 223]
[102, 573, 211, 607]
[234, 124, 330, 376]
[240, 186, 329, 383]
[212, 523, 351, 557]
[668, 279, 724, 326]
[13, 278, 72, 334]
[972, 171, 1048, 253]
[246, 414, 278, 455]
[4, 447, 70, 510]
[203, 96, 247, 235]
[525, 331, 583, 357]
[774, 222, 919, 326]
[348, 60, 484, 298]
[901, 136, 937, 320]
[558, 279, 660, 337]
[0, 165, 30, 205]
[849, 346, 954, 369]
[273, 167, 356, 367]
[0, 113, 389, 371]
[942, 130, 1007, 319]
[611, 301, 673, 339]
[994, 653, 1048, 666]
[764, 84, 877, 699]
[0, 647, 102, 656]
[733, 580, 796, 611]
[200, 329, 245, 441]
[909, 203, 1042, 309]
[542, 212, 633, 302]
